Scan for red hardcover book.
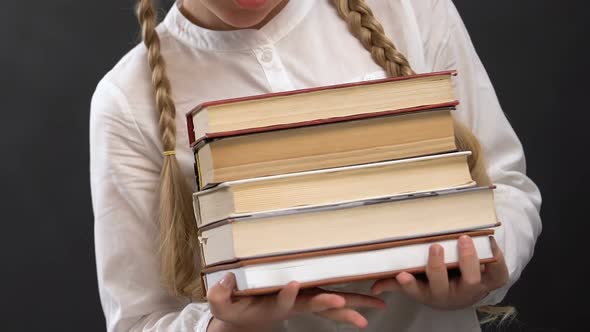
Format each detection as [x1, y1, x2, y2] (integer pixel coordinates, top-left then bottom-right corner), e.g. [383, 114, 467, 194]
[191, 102, 459, 149]
[193, 105, 458, 190]
[186, 70, 457, 146]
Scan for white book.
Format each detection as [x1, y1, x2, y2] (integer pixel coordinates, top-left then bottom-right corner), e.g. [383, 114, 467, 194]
[203, 231, 495, 296]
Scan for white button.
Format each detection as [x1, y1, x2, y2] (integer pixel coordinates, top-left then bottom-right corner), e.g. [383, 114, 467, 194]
[261, 48, 273, 62]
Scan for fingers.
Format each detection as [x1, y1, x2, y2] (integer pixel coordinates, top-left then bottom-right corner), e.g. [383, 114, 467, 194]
[276, 281, 301, 313]
[310, 292, 384, 328]
[295, 290, 384, 313]
[293, 292, 346, 313]
[457, 236, 482, 290]
[370, 237, 506, 310]
[396, 272, 429, 303]
[208, 278, 381, 328]
[373, 272, 432, 303]
[482, 237, 509, 290]
[425, 244, 449, 301]
[207, 273, 238, 319]
[335, 292, 386, 309]
[316, 308, 369, 329]
[371, 278, 400, 295]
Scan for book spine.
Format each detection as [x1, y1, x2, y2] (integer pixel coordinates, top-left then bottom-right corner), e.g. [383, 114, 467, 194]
[194, 151, 203, 191]
[196, 166, 202, 192]
[199, 273, 208, 298]
[197, 235, 208, 271]
[186, 112, 196, 146]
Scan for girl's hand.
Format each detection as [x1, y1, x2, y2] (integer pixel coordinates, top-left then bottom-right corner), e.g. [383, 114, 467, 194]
[207, 273, 386, 332]
[371, 236, 509, 310]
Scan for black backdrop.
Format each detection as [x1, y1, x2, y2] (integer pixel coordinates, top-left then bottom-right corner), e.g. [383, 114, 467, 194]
[1, 1, 588, 331]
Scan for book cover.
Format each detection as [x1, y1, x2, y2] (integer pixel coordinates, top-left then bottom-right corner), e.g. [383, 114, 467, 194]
[193, 106, 457, 189]
[191, 102, 458, 149]
[202, 229, 496, 296]
[186, 70, 458, 145]
[198, 185, 496, 232]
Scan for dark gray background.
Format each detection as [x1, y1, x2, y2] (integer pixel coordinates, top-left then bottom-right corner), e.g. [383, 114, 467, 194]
[1, 0, 588, 330]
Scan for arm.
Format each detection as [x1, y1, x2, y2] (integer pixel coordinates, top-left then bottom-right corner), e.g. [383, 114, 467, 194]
[428, 0, 542, 305]
[90, 78, 213, 331]
[90, 74, 386, 332]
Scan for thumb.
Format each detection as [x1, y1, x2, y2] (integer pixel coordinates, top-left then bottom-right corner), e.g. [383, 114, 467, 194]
[207, 273, 236, 316]
[482, 237, 509, 290]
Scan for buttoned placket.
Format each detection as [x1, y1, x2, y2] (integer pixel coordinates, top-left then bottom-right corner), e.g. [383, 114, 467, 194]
[252, 44, 295, 92]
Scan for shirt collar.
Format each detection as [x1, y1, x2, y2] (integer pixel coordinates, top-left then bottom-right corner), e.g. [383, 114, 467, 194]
[163, 0, 316, 51]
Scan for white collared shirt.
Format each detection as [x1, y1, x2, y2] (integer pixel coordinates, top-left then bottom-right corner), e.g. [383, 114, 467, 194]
[90, 0, 542, 331]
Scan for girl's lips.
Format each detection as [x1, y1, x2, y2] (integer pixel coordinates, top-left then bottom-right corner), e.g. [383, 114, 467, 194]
[234, 0, 268, 9]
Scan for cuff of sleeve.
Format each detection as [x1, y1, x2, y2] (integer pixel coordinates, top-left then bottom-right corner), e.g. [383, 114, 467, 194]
[474, 285, 509, 307]
[195, 310, 214, 332]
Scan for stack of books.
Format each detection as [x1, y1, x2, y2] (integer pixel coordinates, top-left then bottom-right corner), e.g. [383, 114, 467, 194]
[185, 71, 499, 296]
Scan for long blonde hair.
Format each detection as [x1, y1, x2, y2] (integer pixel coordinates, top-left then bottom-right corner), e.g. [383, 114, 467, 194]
[136, 0, 202, 297]
[135, 0, 511, 323]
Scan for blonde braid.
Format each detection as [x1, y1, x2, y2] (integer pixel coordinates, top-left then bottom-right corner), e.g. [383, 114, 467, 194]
[332, 0, 512, 323]
[136, 0, 202, 298]
[332, 0, 489, 185]
[454, 120, 492, 186]
[333, 0, 414, 77]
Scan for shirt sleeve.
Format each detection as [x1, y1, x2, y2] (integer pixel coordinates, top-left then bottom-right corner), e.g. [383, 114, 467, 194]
[425, 0, 542, 305]
[90, 78, 213, 331]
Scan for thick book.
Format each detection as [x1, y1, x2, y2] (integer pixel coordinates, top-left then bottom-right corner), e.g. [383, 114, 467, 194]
[202, 229, 496, 296]
[198, 186, 499, 267]
[193, 151, 474, 228]
[186, 71, 457, 145]
[194, 106, 456, 189]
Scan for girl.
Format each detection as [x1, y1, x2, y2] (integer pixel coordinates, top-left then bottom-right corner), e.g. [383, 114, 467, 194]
[90, 0, 542, 331]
